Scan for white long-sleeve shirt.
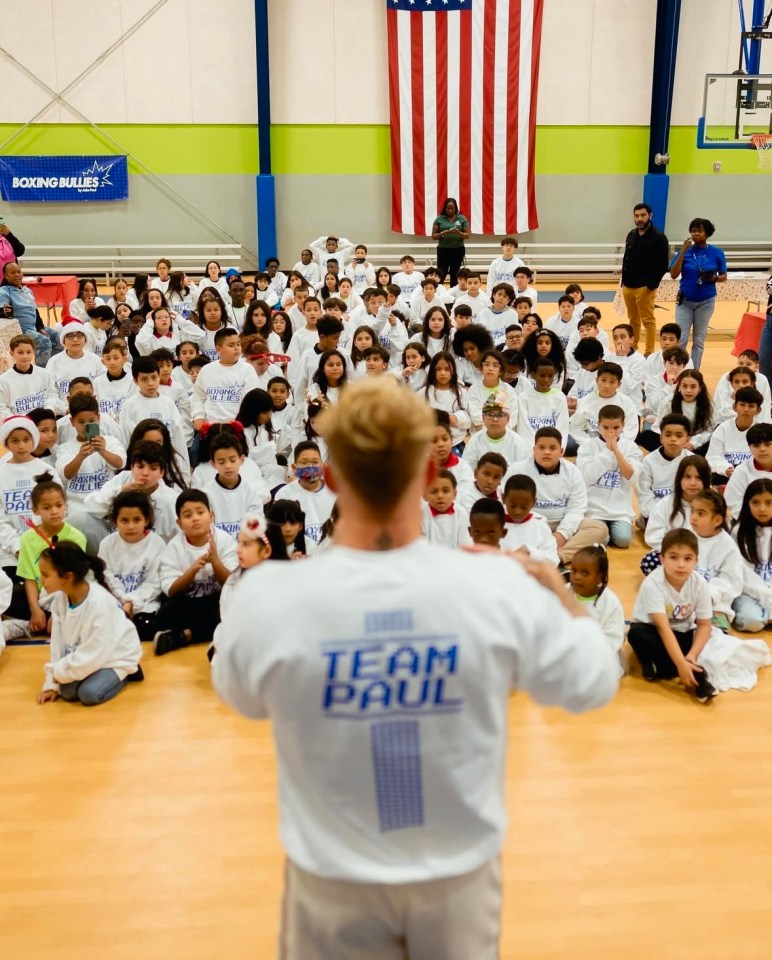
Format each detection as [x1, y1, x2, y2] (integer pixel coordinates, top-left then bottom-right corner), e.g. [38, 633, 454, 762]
[476, 306, 517, 344]
[725, 459, 772, 519]
[574, 587, 625, 671]
[577, 436, 642, 522]
[544, 314, 579, 349]
[56, 437, 127, 501]
[0, 365, 64, 418]
[706, 418, 753, 476]
[500, 511, 559, 563]
[98, 531, 166, 613]
[503, 458, 588, 541]
[0, 459, 46, 539]
[392, 270, 424, 301]
[453, 291, 491, 318]
[423, 386, 471, 446]
[120, 393, 187, 458]
[42, 582, 142, 692]
[486, 255, 524, 291]
[309, 236, 355, 274]
[410, 293, 446, 325]
[190, 359, 259, 423]
[212, 540, 619, 883]
[45, 351, 105, 402]
[644, 495, 692, 551]
[420, 502, 470, 546]
[461, 428, 530, 470]
[516, 389, 569, 446]
[273, 480, 336, 544]
[83, 472, 179, 541]
[568, 391, 639, 446]
[203, 474, 270, 540]
[732, 526, 772, 609]
[636, 447, 689, 519]
[466, 380, 519, 429]
[135, 314, 206, 356]
[344, 260, 376, 294]
[713, 370, 771, 422]
[159, 527, 238, 598]
[609, 350, 647, 412]
[93, 372, 135, 421]
[695, 530, 745, 619]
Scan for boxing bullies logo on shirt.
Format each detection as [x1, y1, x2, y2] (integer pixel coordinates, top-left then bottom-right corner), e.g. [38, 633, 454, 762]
[0, 156, 129, 203]
[320, 609, 465, 719]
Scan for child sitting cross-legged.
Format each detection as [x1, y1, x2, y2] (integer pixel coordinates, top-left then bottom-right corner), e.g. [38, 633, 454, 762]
[628, 528, 717, 702]
[577, 403, 642, 549]
[153, 490, 239, 657]
[98, 490, 165, 642]
[421, 468, 469, 546]
[499, 473, 559, 564]
[2, 472, 87, 641]
[36, 541, 143, 707]
[689, 489, 744, 632]
[642, 454, 710, 573]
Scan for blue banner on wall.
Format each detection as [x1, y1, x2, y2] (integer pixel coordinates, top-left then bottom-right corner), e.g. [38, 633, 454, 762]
[0, 155, 129, 203]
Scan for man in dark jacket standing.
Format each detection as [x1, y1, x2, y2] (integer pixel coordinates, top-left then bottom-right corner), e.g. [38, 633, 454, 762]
[621, 203, 669, 356]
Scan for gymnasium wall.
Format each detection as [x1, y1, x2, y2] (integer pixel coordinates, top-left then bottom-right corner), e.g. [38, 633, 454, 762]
[0, 0, 768, 267]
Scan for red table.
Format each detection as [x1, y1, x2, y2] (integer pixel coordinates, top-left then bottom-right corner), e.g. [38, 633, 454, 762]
[732, 311, 767, 357]
[23, 275, 79, 308]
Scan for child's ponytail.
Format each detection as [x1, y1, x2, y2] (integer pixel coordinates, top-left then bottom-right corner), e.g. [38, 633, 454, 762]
[40, 541, 111, 593]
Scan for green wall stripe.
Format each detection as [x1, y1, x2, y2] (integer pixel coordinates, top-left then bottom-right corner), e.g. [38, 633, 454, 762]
[0, 123, 764, 177]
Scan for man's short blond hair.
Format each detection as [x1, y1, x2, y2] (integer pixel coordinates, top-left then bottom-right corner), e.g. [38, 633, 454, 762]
[321, 377, 434, 513]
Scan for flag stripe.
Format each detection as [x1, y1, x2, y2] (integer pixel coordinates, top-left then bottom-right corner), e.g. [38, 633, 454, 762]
[435, 13, 449, 216]
[387, 0, 544, 236]
[387, 8, 402, 233]
[410, 14, 426, 236]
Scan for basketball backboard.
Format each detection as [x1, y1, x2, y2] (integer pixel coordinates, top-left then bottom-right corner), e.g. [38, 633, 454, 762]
[698, 73, 772, 148]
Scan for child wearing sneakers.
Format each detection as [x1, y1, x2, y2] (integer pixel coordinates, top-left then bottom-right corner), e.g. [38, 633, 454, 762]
[628, 528, 717, 702]
[421, 469, 469, 546]
[153, 489, 238, 656]
[577, 404, 642, 548]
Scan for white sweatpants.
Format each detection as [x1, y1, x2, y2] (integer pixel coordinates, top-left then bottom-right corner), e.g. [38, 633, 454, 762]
[278, 856, 501, 960]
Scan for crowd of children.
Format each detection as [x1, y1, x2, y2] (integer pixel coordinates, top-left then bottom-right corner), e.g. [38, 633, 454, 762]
[0, 240, 770, 706]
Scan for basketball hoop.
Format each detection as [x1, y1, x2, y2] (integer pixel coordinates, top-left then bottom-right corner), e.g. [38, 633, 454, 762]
[750, 134, 772, 172]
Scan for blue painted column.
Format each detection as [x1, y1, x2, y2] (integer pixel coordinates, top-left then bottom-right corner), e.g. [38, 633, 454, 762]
[254, 0, 277, 265]
[748, 0, 768, 73]
[643, 0, 683, 230]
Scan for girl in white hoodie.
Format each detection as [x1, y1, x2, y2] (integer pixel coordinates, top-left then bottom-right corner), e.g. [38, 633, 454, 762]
[36, 541, 143, 706]
[731, 478, 772, 631]
[689, 489, 745, 631]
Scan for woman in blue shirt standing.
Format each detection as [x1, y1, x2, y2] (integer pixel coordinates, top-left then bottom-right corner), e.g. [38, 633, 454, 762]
[668, 217, 727, 370]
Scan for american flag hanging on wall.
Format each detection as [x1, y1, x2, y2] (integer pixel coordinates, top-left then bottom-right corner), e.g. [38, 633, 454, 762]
[386, 0, 544, 236]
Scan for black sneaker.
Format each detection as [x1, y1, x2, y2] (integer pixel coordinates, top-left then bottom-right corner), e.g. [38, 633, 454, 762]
[642, 663, 657, 682]
[126, 665, 145, 683]
[153, 629, 187, 656]
[694, 670, 717, 703]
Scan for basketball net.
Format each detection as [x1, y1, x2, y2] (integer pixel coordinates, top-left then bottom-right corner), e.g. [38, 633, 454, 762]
[750, 134, 772, 172]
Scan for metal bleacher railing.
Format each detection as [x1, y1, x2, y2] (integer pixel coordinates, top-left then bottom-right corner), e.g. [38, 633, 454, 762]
[16, 240, 772, 283]
[17, 244, 248, 283]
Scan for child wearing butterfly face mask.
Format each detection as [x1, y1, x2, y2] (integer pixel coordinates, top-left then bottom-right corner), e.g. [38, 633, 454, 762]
[273, 441, 336, 546]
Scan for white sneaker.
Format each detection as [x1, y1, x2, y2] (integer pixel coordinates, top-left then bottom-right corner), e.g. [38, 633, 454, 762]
[2, 619, 31, 642]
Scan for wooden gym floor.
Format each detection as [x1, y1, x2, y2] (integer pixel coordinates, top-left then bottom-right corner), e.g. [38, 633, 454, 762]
[1, 298, 771, 960]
